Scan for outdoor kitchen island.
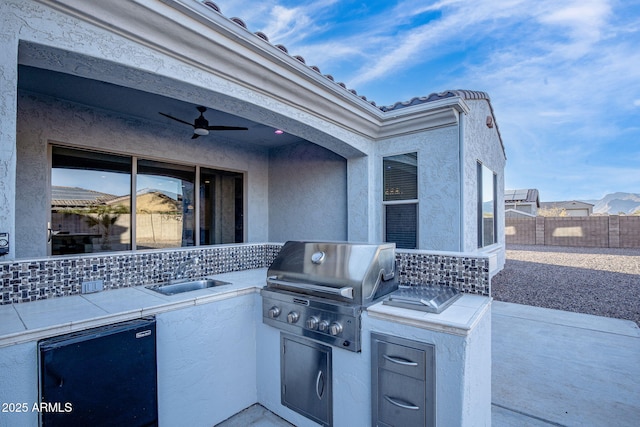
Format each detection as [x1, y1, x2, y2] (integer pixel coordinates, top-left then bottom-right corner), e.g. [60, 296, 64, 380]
[258, 241, 492, 426]
[0, 267, 490, 427]
[258, 289, 491, 427]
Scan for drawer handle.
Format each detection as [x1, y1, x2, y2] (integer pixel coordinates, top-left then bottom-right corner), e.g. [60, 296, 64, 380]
[384, 395, 420, 411]
[383, 354, 418, 366]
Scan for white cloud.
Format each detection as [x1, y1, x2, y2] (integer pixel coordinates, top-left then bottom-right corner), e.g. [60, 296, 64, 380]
[540, 0, 611, 33]
[214, 0, 338, 45]
[259, 1, 339, 45]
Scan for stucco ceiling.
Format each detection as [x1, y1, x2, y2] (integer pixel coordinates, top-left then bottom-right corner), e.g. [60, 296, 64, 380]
[17, 64, 305, 149]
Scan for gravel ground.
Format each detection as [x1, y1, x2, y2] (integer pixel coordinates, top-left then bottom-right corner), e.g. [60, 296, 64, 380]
[491, 245, 640, 326]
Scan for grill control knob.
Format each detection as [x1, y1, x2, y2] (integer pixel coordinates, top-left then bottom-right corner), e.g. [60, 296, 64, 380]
[328, 321, 343, 336]
[306, 316, 320, 330]
[268, 306, 281, 319]
[287, 311, 300, 324]
[318, 320, 330, 333]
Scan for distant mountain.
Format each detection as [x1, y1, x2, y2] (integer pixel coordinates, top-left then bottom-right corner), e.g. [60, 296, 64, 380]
[582, 192, 640, 215]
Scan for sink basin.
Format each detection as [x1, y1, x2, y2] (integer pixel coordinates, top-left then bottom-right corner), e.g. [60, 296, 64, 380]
[146, 279, 231, 295]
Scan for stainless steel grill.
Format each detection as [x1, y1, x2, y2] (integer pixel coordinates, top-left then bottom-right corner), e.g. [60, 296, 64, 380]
[261, 241, 398, 352]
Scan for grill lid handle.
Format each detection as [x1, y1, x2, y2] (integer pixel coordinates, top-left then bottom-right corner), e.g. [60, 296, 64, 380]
[268, 278, 354, 299]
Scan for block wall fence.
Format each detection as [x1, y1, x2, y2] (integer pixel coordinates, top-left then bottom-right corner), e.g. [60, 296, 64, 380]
[505, 215, 640, 248]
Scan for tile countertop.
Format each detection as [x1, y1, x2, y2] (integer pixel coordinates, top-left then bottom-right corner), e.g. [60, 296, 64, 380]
[367, 294, 492, 336]
[0, 268, 269, 348]
[0, 268, 491, 347]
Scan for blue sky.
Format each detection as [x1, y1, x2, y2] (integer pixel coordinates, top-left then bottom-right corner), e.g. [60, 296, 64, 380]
[213, 0, 640, 202]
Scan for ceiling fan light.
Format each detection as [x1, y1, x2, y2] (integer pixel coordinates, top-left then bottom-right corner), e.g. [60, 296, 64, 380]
[194, 128, 209, 136]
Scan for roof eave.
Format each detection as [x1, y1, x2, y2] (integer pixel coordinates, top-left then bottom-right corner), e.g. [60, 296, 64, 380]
[375, 97, 469, 139]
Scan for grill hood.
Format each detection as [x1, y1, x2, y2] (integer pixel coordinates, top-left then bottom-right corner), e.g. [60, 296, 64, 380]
[266, 241, 397, 305]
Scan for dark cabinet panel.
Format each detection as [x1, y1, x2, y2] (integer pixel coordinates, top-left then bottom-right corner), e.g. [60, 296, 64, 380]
[39, 318, 158, 427]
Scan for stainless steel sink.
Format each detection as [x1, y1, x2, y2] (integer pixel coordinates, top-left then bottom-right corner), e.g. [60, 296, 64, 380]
[146, 279, 231, 295]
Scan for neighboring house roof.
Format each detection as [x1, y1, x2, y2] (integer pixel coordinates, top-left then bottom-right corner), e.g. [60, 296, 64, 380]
[52, 186, 182, 213]
[505, 208, 536, 218]
[505, 189, 540, 206]
[540, 201, 594, 209]
[51, 186, 118, 207]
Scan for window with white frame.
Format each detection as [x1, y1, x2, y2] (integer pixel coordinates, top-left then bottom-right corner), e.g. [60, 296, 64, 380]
[477, 162, 497, 248]
[383, 152, 418, 249]
[50, 145, 243, 256]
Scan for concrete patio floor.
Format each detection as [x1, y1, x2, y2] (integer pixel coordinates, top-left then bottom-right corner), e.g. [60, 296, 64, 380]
[492, 301, 640, 427]
[218, 302, 640, 426]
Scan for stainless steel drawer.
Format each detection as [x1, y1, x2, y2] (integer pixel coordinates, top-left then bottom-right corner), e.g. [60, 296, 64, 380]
[377, 341, 426, 380]
[377, 370, 425, 427]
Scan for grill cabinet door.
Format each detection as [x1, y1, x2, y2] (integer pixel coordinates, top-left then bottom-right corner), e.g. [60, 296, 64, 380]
[281, 334, 332, 426]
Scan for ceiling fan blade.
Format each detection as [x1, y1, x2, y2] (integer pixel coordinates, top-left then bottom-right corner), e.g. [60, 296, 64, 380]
[207, 126, 249, 131]
[191, 133, 200, 139]
[159, 112, 195, 127]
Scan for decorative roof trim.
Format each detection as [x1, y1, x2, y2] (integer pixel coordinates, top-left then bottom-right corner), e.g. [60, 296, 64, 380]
[230, 17, 247, 28]
[379, 90, 490, 112]
[381, 89, 504, 157]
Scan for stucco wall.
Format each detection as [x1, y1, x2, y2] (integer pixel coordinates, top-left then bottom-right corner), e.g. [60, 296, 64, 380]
[462, 100, 506, 267]
[0, 341, 38, 426]
[377, 125, 462, 251]
[15, 92, 270, 258]
[268, 141, 348, 242]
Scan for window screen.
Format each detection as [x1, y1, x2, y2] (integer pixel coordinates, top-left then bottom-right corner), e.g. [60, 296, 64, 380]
[383, 152, 418, 249]
[385, 204, 417, 249]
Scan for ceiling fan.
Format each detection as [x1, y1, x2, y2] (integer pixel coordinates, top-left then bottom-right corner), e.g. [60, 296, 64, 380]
[159, 106, 248, 139]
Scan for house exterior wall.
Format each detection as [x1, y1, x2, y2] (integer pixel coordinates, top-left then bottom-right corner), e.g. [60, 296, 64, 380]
[1, 0, 506, 266]
[268, 141, 348, 242]
[376, 125, 462, 251]
[565, 208, 590, 217]
[462, 100, 506, 270]
[540, 201, 593, 216]
[505, 203, 535, 215]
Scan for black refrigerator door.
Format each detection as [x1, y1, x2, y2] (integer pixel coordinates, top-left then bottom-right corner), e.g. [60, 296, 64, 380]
[38, 317, 158, 427]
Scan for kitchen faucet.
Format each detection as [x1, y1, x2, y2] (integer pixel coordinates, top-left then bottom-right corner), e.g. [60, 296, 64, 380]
[171, 257, 199, 283]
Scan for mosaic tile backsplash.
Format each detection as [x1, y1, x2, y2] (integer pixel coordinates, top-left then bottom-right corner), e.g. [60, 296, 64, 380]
[0, 244, 489, 305]
[395, 251, 491, 296]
